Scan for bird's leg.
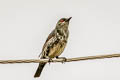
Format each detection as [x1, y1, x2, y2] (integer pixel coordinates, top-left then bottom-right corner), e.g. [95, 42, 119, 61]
[56, 56, 67, 64]
[45, 57, 53, 65]
[48, 58, 53, 63]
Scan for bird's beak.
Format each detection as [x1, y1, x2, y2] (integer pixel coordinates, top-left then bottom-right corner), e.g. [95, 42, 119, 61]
[66, 17, 72, 22]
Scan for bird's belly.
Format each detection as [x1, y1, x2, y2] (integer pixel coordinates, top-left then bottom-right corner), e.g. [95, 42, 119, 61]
[48, 42, 66, 58]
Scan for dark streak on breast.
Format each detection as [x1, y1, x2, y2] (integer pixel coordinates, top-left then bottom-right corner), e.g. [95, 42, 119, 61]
[57, 29, 63, 36]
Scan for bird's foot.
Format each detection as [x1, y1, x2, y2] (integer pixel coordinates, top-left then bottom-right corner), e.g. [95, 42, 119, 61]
[48, 58, 53, 65]
[56, 56, 67, 64]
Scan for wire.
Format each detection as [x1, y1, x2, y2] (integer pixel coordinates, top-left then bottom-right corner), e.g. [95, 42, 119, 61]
[0, 53, 119, 64]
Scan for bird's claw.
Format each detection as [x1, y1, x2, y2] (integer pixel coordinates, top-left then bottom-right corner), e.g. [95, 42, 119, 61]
[48, 58, 53, 65]
[61, 57, 67, 64]
[56, 57, 67, 64]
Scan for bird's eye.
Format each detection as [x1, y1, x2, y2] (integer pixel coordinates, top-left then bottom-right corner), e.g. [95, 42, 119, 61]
[60, 19, 64, 22]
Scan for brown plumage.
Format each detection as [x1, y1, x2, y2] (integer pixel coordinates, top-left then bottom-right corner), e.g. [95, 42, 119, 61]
[34, 17, 72, 78]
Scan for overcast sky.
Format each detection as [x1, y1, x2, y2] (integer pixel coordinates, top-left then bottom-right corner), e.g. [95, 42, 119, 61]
[0, 0, 120, 80]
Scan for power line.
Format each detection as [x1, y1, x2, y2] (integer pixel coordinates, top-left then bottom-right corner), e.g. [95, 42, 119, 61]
[0, 53, 119, 64]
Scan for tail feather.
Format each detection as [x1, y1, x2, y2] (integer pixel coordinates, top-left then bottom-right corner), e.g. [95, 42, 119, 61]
[34, 63, 46, 78]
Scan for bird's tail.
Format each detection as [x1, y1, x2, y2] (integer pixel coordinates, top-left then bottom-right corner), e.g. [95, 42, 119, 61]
[34, 63, 46, 78]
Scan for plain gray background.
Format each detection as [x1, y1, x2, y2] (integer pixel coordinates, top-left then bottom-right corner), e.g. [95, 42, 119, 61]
[0, 0, 120, 80]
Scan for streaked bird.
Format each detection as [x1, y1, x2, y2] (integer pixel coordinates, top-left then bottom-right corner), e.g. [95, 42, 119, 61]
[34, 17, 72, 78]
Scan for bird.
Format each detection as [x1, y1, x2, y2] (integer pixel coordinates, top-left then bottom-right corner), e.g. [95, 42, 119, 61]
[34, 17, 72, 78]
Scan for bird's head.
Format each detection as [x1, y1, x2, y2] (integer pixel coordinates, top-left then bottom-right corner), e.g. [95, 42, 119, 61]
[56, 17, 72, 29]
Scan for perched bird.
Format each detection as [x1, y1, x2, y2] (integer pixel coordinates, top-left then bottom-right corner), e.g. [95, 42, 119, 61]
[34, 17, 72, 78]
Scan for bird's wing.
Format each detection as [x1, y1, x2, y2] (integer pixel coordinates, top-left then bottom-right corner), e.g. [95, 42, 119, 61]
[40, 30, 57, 58]
[42, 30, 55, 50]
